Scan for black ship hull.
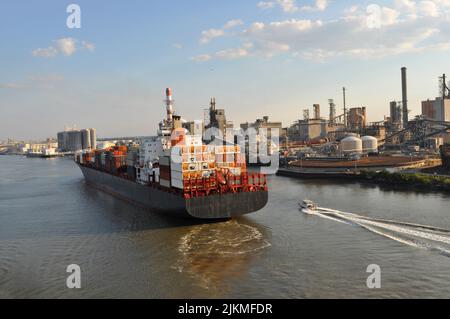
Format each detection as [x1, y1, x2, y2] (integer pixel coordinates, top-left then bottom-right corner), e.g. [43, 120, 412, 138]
[78, 165, 268, 219]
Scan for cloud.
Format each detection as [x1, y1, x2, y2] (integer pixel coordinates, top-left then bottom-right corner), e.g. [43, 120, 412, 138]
[257, 1, 275, 10]
[32, 38, 95, 58]
[0, 74, 64, 90]
[223, 19, 244, 29]
[0, 82, 24, 89]
[257, 0, 329, 13]
[191, 43, 253, 62]
[199, 19, 245, 44]
[200, 28, 225, 44]
[172, 43, 183, 49]
[32, 47, 58, 58]
[194, 1, 450, 62]
[190, 54, 212, 62]
[81, 41, 96, 52]
[55, 38, 77, 56]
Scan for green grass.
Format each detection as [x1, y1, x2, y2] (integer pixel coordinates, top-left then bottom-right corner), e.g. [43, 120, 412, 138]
[360, 170, 450, 190]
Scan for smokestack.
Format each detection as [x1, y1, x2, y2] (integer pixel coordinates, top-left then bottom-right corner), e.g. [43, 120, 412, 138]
[165, 87, 173, 122]
[401, 67, 408, 128]
[329, 99, 336, 125]
[343, 87, 347, 128]
[313, 104, 321, 120]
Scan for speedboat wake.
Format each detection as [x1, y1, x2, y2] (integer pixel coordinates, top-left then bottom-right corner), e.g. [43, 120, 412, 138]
[300, 200, 450, 257]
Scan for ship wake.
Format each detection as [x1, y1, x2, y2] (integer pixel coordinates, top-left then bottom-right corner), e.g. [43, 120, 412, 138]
[302, 207, 450, 257]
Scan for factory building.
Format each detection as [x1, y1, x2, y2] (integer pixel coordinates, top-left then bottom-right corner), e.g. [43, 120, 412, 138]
[347, 107, 367, 131]
[183, 120, 204, 136]
[288, 119, 328, 141]
[240, 116, 283, 163]
[389, 101, 403, 130]
[422, 98, 450, 122]
[205, 98, 233, 139]
[57, 128, 97, 152]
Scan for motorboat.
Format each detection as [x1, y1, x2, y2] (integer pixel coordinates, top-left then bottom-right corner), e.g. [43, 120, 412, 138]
[299, 199, 317, 211]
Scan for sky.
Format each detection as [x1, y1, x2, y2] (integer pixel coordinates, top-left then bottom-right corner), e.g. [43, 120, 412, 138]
[1, 0, 450, 140]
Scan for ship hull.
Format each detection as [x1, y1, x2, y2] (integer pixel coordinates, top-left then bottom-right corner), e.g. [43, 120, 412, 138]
[78, 165, 268, 219]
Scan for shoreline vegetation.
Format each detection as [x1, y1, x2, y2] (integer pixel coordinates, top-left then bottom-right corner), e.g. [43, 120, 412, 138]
[359, 170, 450, 192]
[277, 166, 450, 192]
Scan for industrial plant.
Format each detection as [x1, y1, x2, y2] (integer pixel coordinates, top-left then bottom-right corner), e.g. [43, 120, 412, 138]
[2, 67, 449, 176]
[57, 128, 97, 152]
[275, 67, 450, 176]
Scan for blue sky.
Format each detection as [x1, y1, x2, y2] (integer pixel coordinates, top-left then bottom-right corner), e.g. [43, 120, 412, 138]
[1, 0, 450, 140]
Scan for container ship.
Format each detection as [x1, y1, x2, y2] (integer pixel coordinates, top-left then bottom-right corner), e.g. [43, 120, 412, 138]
[75, 88, 268, 219]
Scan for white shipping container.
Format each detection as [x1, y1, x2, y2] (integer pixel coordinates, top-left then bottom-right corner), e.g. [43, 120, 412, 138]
[184, 135, 202, 146]
[171, 170, 183, 181]
[171, 178, 184, 190]
[171, 162, 183, 172]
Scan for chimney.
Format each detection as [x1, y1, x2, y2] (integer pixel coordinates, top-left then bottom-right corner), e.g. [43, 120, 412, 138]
[401, 67, 408, 128]
[313, 104, 321, 120]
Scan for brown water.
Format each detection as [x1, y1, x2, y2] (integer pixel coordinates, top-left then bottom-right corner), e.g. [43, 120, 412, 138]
[0, 156, 449, 298]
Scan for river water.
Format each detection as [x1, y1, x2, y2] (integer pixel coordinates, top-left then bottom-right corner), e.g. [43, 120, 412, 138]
[0, 156, 449, 298]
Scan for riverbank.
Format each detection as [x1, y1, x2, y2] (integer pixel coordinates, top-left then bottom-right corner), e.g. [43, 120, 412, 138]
[359, 170, 450, 192]
[277, 167, 450, 192]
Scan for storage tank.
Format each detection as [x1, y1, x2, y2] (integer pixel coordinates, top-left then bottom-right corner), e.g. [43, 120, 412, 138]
[362, 136, 378, 153]
[81, 129, 91, 150]
[67, 130, 82, 152]
[341, 136, 363, 154]
[89, 128, 97, 150]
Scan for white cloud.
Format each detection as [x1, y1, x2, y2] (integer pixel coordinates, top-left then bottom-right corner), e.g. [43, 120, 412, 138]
[0, 82, 24, 89]
[32, 38, 95, 58]
[173, 43, 183, 49]
[32, 47, 58, 58]
[82, 41, 96, 52]
[56, 38, 77, 56]
[199, 19, 245, 44]
[215, 47, 250, 59]
[420, 1, 439, 16]
[257, 1, 275, 9]
[257, 0, 329, 13]
[200, 28, 225, 44]
[193, 1, 450, 62]
[278, 0, 298, 12]
[224, 19, 244, 29]
[0, 74, 64, 90]
[190, 54, 212, 62]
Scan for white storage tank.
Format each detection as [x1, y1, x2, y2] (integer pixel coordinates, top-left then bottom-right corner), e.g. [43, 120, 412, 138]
[81, 129, 91, 150]
[341, 136, 363, 154]
[362, 136, 378, 153]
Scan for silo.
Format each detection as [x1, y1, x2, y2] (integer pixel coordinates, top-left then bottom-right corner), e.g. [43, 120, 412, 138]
[57, 132, 65, 151]
[362, 136, 378, 153]
[67, 130, 83, 152]
[341, 136, 363, 154]
[89, 128, 97, 150]
[81, 129, 91, 150]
